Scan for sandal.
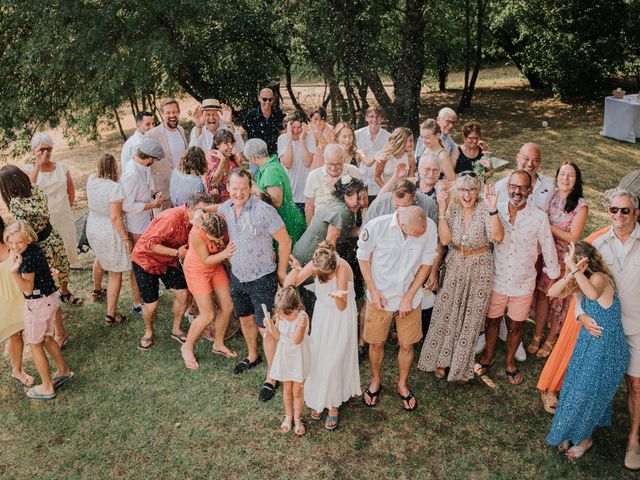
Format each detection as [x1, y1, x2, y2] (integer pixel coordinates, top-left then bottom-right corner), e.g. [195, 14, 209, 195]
[91, 289, 105, 301]
[536, 337, 557, 359]
[138, 336, 154, 351]
[325, 414, 339, 430]
[105, 314, 126, 326]
[398, 390, 417, 412]
[180, 345, 199, 370]
[527, 335, 543, 354]
[505, 368, 524, 385]
[473, 360, 494, 376]
[59, 292, 83, 306]
[363, 387, 381, 407]
[280, 415, 292, 433]
[541, 391, 558, 414]
[294, 417, 305, 436]
[52, 371, 75, 389]
[11, 371, 34, 387]
[566, 439, 593, 460]
[27, 385, 56, 400]
[310, 410, 322, 421]
[557, 440, 571, 453]
[170, 332, 187, 344]
[212, 346, 238, 358]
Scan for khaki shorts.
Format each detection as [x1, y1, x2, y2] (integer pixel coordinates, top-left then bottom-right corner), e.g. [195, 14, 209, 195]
[626, 331, 640, 377]
[363, 301, 422, 345]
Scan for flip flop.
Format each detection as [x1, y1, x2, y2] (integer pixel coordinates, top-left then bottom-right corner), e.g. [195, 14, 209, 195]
[105, 314, 126, 326]
[310, 410, 322, 421]
[27, 386, 56, 400]
[11, 372, 34, 387]
[233, 355, 262, 374]
[474, 360, 494, 376]
[180, 346, 199, 370]
[52, 371, 75, 389]
[170, 333, 187, 344]
[212, 346, 238, 358]
[398, 390, 417, 412]
[363, 387, 380, 407]
[505, 368, 524, 385]
[138, 336, 154, 351]
[566, 440, 593, 460]
[325, 414, 339, 430]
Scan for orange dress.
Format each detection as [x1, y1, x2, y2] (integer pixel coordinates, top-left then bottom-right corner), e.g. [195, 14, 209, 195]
[183, 226, 229, 296]
[536, 227, 609, 393]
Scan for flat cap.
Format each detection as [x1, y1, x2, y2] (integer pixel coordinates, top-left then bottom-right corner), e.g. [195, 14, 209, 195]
[138, 138, 165, 160]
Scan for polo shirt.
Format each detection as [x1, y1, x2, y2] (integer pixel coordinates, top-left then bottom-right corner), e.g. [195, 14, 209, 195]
[218, 197, 285, 282]
[303, 164, 362, 213]
[241, 106, 285, 154]
[356, 212, 438, 311]
[255, 155, 307, 245]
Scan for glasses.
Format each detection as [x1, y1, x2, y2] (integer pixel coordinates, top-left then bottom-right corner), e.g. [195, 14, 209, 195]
[609, 207, 632, 215]
[36, 147, 53, 153]
[508, 183, 530, 193]
[261, 97, 274, 102]
[326, 162, 343, 168]
[457, 171, 478, 178]
[459, 188, 478, 194]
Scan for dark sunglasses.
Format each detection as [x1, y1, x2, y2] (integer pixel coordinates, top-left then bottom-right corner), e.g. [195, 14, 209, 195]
[609, 207, 632, 215]
[457, 170, 478, 178]
[261, 97, 274, 102]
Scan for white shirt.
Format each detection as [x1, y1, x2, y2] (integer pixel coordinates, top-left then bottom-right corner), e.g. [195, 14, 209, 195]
[166, 129, 187, 169]
[303, 164, 362, 213]
[355, 126, 389, 195]
[121, 130, 145, 171]
[357, 213, 438, 311]
[277, 133, 314, 203]
[495, 172, 555, 212]
[120, 160, 153, 234]
[188, 122, 244, 155]
[492, 202, 560, 297]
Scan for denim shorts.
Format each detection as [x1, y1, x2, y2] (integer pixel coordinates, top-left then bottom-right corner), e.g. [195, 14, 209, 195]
[230, 271, 278, 328]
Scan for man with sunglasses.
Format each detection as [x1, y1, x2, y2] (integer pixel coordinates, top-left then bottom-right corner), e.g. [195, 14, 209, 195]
[240, 87, 285, 156]
[575, 189, 640, 470]
[476, 170, 559, 385]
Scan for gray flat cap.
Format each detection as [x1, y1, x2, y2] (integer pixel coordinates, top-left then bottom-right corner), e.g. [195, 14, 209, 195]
[138, 139, 165, 160]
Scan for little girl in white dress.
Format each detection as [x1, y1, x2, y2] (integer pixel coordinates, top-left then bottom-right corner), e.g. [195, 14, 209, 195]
[266, 286, 311, 436]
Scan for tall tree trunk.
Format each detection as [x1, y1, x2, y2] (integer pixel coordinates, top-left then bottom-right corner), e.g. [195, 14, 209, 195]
[437, 51, 449, 91]
[459, 0, 487, 110]
[114, 108, 127, 141]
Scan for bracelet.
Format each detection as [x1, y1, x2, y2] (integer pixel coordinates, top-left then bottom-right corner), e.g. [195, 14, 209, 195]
[489, 209, 498, 216]
[570, 269, 580, 276]
[438, 215, 447, 219]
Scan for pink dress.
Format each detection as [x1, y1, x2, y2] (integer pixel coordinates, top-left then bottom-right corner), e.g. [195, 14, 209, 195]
[535, 191, 587, 327]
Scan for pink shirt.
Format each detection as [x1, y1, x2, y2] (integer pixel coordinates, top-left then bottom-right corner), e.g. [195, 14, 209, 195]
[493, 202, 560, 296]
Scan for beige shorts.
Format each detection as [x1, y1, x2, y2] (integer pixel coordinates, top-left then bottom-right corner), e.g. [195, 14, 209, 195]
[23, 292, 58, 344]
[486, 290, 534, 322]
[626, 331, 640, 377]
[363, 301, 422, 345]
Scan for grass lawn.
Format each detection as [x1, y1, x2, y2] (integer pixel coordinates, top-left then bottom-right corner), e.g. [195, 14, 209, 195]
[2, 72, 640, 479]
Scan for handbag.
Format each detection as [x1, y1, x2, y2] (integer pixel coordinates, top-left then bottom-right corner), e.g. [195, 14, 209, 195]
[75, 210, 91, 254]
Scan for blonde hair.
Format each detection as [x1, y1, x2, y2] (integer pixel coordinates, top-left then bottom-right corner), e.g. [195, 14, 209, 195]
[96, 153, 119, 182]
[451, 174, 482, 207]
[201, 212, 227, 238]
[559, 242, 614, 297]
[3, 220, 37, 244]
[382, 127, 413, 160]
[333, 122, 357, 158]
[420, 119, 445, 149]
[312, 241, 338, 283]
[275, 286, 303, 315]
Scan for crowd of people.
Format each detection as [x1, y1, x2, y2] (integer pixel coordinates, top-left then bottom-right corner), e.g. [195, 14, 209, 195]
[1, 87, 639, 468]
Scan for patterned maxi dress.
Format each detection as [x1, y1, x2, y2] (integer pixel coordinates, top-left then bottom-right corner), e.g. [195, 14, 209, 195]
[546, 291, 629, 446]
[9, 186, 70, 287]
[418, 201, 494, 382]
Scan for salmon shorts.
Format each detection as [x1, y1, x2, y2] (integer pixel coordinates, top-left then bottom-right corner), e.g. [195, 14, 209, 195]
[23, 292, 59, 344]
[185, 266, 229, 296]
[363, 301, 422, 345]
[486, 290, 534, 322]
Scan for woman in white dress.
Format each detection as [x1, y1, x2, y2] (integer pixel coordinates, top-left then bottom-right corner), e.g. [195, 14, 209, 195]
[86, 154, 133, 325]
[374, 127, 416, 187]
[285, 241, 361, 431]
[415, 119, 455, 181]
[24, 133, 79, 268]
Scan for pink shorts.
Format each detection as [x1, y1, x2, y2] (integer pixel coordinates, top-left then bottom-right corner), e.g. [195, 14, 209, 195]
[184, 266, 229, 296]
[486, 290, 534, 322]
[23, 292, 59, 344]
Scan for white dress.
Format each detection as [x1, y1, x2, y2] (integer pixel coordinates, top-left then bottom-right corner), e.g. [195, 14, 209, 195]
[270, 310, 312, 383]
[304, 278, 361, 412]
[85, 175, 132, 272]
[24, 163, 78, 264]
[382, 153, 408, 184]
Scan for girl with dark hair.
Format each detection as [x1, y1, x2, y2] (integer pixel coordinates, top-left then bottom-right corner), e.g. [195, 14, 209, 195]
[285, 241, 361, 431]
[205, 129, 240, 203]
[530, 162, 588, 358]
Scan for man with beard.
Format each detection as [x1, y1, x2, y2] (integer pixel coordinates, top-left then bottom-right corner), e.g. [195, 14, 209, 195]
[121, 111, 154, 170]
[146, 98, 188, 209]
[189, 98, 244, 155]
[475, 170, 559, 385]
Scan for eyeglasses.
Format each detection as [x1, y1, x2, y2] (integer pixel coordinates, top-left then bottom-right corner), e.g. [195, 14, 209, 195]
[508, 183, 530, 193]
[459, 188, 478, 194]
[326, 162, 343, 168]
[36, 147, 53, 153]
[261, 97, 274, 102]
[609, 207, 632, 215]
[457, 171, 478, 178]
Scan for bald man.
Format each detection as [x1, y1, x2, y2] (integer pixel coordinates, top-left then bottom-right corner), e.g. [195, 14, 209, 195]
[240, 87, 285, 156]
[495, 143, 555, 212]
[357, 206, 438, 412]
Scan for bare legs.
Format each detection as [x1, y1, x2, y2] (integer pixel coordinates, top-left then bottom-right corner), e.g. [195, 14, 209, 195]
[366, 340, 416, 408]
[8, 332, 32, 384]
[141, 288, 187, 342]
[106, 271, 123, 317]
[627, 375, 640, 451]
[31, 335, 71, 396]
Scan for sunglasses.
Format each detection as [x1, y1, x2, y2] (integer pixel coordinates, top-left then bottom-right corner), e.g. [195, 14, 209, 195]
[261, 97, 274, 102]
[609, 206, 632, 215]
[457, 170, 478, 178]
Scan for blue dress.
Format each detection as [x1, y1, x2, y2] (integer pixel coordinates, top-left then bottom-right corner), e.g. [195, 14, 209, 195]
[547, 292, 629, 446]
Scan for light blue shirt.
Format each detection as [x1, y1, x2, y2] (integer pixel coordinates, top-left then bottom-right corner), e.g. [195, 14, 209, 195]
[170, 170, 205, 206]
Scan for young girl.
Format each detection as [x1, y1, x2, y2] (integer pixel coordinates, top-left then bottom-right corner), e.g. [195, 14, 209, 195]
[374, 127, 416, 188]
[181, 212, 237, 369]
[0, 217, 32, 386]
[546, 241, 629, 460]
[266, 286, 311, 436]
[5, 221, 73, 400]
[415, 119, 455, 182]
[285, 242, 361, 431]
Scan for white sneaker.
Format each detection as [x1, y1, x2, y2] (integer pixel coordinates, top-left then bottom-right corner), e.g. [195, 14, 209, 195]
[499, 318, 508, 342]
[515, 341, 527, 362]
[475, 333, 486, 354]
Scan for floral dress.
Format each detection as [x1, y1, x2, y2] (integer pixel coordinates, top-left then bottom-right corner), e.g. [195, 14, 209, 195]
[10, 186, 70, 287]
[205, 151, 239, 204]
[535, 191, 588, 327]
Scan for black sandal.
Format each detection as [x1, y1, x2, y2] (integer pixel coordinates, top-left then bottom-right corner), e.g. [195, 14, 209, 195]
[105, 314, 126, 326]
[473, 360, 494, 376]
[398, 390, 417, 412]
[60, 292, 83, 306]
[363, 387, 381, 407]
[505, 368, 524, 385]
[233, 355, 263, 374]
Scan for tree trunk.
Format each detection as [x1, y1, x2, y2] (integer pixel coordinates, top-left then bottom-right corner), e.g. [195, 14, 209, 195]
[459, 0, 487, 110]
[114, 108, 127, 141]
[437, 51, 449, 91]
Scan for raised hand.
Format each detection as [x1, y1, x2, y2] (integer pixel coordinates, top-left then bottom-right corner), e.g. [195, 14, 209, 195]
[478, 140, 491, 155]
[220, 103, 233, 125]
[393, 162, 408, 179]
[286, 121, 292, 137]
[193, 105, 205, 128]
[9, 253, 22, 273]
[328, 290, 349, 299]
[563, 242, 577, 269]
[483, 183, 498, 211]
[435, 181, 449, 208]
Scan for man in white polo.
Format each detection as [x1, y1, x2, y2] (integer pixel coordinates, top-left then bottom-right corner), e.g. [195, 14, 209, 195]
[357, 206, 437, 411]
